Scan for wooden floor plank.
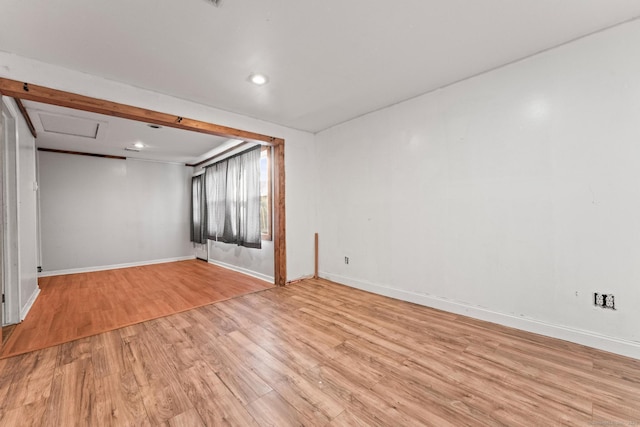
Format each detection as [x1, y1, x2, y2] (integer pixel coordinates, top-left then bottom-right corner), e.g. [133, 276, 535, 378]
[247, 390, 320, 427]
[166, 408, 206, 427]
[0, 400, 48, 427]
[271, 374, 345, 424]
[327, 410, 371, 426]
[0, 277, 639, 425]
[94, 371, 148, 426]
[177, 360, 258, 426]
[206, 336, 273, 406]
[43, 358, 98, 426]
[0, 347, 58, 412]
[240, 323, 323, 374]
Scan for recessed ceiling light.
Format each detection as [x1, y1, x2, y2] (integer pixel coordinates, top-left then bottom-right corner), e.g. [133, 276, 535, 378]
[134, 142, 145, 149]
[248, 73, 269, 86]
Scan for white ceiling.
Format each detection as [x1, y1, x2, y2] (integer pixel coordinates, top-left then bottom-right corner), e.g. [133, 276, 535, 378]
[2, 1, 640, 133]
[24, 101, 241, 164]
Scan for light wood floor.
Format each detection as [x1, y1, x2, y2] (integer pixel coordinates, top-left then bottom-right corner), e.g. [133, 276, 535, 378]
[0, 260, 272, 359]
[1, 278, 639, 425]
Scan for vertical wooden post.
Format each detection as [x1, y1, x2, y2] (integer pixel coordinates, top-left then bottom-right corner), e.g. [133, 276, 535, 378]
[273, 141, 287, 286]
[314, 233, 319, 279]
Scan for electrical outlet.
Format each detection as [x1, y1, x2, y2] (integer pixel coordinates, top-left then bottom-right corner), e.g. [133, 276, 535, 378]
[594, 293, 615, 310]
[594, 293, 604, 307]
[344, 256, 349, 265]
[605, 294, 615, 309]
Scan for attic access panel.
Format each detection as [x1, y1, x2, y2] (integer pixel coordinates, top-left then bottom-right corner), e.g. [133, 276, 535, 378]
[38, 112, 101, 139]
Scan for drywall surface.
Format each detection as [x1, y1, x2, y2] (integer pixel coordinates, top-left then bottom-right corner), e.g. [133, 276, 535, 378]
[316, 19, 640, 355]
[38, 152, 193, 271]
[208, 240, 274, 282]
[0, 53, 318, 281]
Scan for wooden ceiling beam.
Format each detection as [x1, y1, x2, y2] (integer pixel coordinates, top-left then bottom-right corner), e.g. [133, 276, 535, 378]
[14, 98, 37, 138]
[37, 147, 126, 160]
[187, 141, 255, 168]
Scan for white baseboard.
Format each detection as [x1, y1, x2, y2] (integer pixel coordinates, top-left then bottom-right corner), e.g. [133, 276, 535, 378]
[208, 259, 274, 284]
[38, 256, 196, 277]
[321, 272, 640, 360]
[20, 286, 41, 321]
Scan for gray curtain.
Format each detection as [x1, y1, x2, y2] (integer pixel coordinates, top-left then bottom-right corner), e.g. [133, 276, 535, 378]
[205, 146, 261, 249]
[205, 161, 227, 241]
[190, 174, 206, 243]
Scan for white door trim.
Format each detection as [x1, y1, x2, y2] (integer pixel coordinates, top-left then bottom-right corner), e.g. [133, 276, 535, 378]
[1, 97, 21, 325]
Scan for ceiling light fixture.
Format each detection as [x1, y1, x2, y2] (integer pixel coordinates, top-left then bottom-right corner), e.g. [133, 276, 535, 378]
[248, 73, 269, 86]
[147, 124, 162, 129]
[134, 142, 145, 149]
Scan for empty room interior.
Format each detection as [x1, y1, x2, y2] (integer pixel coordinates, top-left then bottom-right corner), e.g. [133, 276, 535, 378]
[1, 1, 640, 425]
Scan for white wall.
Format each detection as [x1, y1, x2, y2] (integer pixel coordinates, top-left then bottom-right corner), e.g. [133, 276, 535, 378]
[316, 19, 640, 358]
[208, 240, 274, 282]
[38, 152, 193, 272]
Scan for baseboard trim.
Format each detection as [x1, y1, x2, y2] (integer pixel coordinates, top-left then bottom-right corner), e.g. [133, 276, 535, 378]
[20, 286, 40, 321]
[38, 256, 196, 277]
[207, 259, 274, 284]
[321, 272, 640, 360]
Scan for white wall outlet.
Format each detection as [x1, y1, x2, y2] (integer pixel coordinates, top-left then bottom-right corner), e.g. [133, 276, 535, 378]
[605, 294, 615, 309]
[595, 293, 604, 306]
[594, 292, 615, 310]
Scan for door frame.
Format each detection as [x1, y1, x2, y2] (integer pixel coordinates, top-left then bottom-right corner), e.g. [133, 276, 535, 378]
[1, 95, 4, 340]
[0, 78, 288, 286]
[1, 96, 21, 326]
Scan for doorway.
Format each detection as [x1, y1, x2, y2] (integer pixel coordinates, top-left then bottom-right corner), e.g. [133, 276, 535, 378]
[0, 77, 287, 286]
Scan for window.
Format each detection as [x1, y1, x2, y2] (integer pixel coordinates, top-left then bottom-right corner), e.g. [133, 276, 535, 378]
[204, 145, 262, 249]
[260, 146, 272, 241]
[190, 174, 206, 244]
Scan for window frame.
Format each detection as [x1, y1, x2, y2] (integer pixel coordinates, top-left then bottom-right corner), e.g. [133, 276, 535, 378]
[260, 145, 273, 241]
